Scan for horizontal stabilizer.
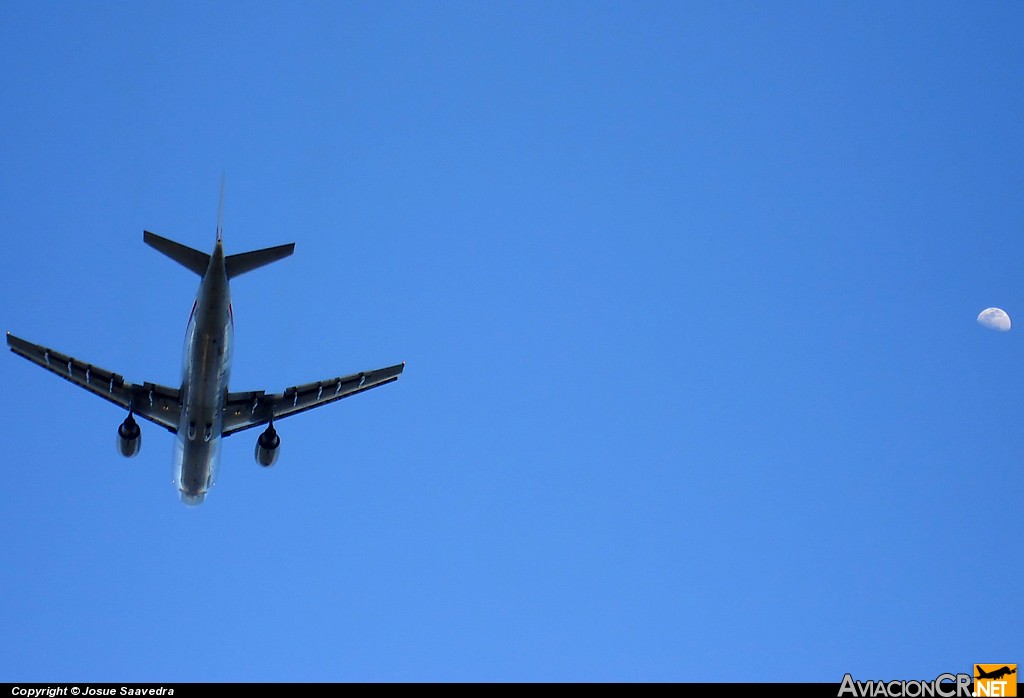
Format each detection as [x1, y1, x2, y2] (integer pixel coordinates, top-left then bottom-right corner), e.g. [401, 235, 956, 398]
[144, 231, 210, 276]
[225, 243, 295, 279]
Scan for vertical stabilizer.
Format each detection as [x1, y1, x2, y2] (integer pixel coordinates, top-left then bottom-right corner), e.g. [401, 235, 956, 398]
[217, 174, 225, 243]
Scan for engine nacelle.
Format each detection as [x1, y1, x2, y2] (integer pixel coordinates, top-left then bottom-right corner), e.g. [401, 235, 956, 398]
[117, 414, 142, 458]
[254, 423, 280, 467]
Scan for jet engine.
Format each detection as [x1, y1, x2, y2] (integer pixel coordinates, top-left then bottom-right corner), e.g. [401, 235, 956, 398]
[117, 413, 142, 458]
[254, 422, 280, 467]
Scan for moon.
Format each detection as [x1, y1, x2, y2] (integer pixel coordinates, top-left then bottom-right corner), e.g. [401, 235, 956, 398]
[977, 307, 1011, 332]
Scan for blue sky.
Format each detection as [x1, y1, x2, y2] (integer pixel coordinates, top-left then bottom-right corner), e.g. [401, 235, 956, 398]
[1, 1, 1020, 682]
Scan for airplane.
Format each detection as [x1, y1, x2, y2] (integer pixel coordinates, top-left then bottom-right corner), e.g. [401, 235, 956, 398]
[976, 666, 1017, 681]
[7, 189, 404, 505]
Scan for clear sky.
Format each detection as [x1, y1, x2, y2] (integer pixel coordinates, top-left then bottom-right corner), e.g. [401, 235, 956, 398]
[1, 1, 1020, 683]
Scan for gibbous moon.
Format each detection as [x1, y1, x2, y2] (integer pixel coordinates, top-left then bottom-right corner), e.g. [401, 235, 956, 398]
[977, 307, 1011, 332]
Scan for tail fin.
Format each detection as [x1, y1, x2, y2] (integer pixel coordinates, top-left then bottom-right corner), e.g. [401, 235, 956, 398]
[211, 175, 294, 277]
[225, 243, 295, 279]
[216, 174, 225, 243]
[143, 231, 211, 276]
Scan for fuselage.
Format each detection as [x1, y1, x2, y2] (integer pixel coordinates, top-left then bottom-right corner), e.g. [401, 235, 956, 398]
[174, 241, 233, 506]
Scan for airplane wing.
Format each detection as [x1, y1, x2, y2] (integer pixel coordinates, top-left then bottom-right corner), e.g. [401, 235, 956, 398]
[221, 362, 405, 436]
[6, 332, 182, 433]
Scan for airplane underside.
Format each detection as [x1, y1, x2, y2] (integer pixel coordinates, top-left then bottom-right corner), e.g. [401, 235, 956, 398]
[7, 187, 404, 505]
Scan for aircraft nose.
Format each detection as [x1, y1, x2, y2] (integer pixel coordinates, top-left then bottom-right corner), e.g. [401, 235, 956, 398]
[180, 490, 206, 506]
